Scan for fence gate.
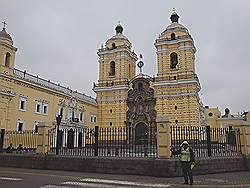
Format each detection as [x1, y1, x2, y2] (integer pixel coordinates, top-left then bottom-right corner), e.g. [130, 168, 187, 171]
[170, 126, 242, 158]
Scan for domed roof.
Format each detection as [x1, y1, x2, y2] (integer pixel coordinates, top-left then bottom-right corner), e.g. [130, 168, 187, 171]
[106, 23, 132, 47]
[160, 12, 189, 36]
[0, 27, 13, 44]
[166, 22, 188, 31]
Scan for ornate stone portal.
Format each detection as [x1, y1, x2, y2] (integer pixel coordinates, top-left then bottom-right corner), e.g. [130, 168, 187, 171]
[126, 75, 157, 145]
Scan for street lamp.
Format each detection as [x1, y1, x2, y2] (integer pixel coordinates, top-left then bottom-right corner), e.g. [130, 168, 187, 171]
[55, 114, 62, 155]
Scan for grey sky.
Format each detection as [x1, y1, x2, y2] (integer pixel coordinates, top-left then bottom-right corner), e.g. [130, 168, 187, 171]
[0, 0, 249, 114]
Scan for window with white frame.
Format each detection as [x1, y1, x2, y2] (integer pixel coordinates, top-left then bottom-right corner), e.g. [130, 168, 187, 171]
[16, 120, 24, 132]
[58, 106, 64, 117]
[35, 101, 49, 115]
[79, 111, 84, 122]
[90, 115, 97, 123]
[35, 101, 42, 113]
[33, 121, 39, 133]
[43, 103, 48, 115]
[19, 96, 27, 111]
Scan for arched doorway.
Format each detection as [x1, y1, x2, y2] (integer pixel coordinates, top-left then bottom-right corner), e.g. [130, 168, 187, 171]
[135, 122, 148, 145]
[67, 128, 75, 149]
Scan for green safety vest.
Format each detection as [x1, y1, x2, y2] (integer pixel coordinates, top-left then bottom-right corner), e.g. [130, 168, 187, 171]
[179, 147, 191, 162]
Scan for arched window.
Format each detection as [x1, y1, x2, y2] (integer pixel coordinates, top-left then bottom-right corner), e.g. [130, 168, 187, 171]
[170, 52, 178, 69]
[5, 52, 11, 67]
[109, 61, 115, 76]
[171, 33, 176, 40]
[112, 43, 116, 49]
[129, 64, 131, 78]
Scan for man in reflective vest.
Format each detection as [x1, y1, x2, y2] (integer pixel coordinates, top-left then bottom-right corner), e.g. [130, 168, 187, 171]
[172, 140, 195, 185]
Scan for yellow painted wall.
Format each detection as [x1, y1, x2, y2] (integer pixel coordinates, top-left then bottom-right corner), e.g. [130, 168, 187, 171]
[94, 25, 137, 128]
[153, 16, 201, 127]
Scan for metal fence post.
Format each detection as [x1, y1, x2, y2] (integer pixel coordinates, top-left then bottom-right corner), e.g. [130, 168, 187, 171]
[94, 126, 99, 156]
[206, 126, 212, 157]
[0, 129, 5, 152]
[56, 115, 62, 155]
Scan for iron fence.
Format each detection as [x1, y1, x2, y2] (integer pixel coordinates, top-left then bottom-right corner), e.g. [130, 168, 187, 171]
[49, 126, 157, 158]
[0, 129, 38, 154]
[170, 126, 242, 158]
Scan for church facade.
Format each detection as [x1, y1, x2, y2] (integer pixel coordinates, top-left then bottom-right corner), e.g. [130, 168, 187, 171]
[93, 11, 203, 129]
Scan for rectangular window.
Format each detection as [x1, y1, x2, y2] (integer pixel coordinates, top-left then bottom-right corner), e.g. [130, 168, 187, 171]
[19, 97, 27, 111]
[90, 116, 93, 123]
[59, 107, 64, 117]
[36, 104, 41, 113]
[33, 122, 38, 133]
[94, 116, 97, 123]
[79, 111, 83, 122]
[16, 121, 24, 132]
[43, 104, 48, 114]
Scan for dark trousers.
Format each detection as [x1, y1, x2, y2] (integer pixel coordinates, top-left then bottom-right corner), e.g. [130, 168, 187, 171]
[181, 162, 193, 183]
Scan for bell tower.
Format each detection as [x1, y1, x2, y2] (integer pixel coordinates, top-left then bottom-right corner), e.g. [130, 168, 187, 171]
[153, 11, 202, 126]
[93, 23, 137, 127]
[0, 22, 17, 129]
[0, 22, 17, 76]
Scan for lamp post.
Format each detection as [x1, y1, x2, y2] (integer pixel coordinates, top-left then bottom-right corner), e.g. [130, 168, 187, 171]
[55, 114, 62, 155]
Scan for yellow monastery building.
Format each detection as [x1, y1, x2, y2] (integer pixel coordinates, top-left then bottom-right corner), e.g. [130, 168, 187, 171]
[0, 24, 98, 131]
[0, 11, 249, 132]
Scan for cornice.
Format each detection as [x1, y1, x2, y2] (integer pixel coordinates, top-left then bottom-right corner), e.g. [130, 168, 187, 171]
[93, 85, 129, 92]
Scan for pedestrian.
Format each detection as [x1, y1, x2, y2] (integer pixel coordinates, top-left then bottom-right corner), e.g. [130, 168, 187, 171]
[17, 144, 23, 153]
[171, 140, 195, 185]
[6, 143, 14, 153]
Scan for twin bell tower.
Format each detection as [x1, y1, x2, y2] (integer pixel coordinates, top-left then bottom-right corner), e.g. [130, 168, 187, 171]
[93, 11, 202, 129]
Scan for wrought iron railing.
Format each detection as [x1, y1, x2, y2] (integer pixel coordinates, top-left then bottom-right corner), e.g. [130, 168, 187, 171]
[170, 126, 242, 158]
[0, 129, 38, 154]
[48, 126, 157, 158]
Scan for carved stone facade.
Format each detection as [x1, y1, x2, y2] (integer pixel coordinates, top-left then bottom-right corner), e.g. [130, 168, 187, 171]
[126, 75, 157, 144]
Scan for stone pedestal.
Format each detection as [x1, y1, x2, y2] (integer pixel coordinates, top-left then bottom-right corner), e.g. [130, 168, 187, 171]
[239, 125, 250, 156]
[156, 116, 171, 158]
[36, 122, 50, 154]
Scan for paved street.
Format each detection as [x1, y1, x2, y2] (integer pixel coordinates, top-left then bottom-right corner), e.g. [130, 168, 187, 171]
[0, 167, 250, 188]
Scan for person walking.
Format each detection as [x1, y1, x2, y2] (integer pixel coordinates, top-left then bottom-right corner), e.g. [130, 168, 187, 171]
[17, 144, 23, 153]
[172, 140, 195, 185]
[6, 143, 14, 153]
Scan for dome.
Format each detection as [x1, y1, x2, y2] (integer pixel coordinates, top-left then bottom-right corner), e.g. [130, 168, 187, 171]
[166, 22, 188, 31]
[0, 28, 13, 44]
[105, 23, 132, 48]
[159, 12, 189, 37]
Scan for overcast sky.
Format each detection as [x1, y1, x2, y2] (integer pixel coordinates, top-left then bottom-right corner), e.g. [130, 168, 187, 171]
[0, 0, 249, 114]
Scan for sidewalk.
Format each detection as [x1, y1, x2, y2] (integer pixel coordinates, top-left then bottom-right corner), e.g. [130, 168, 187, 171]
[164, 171, 250, 186]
